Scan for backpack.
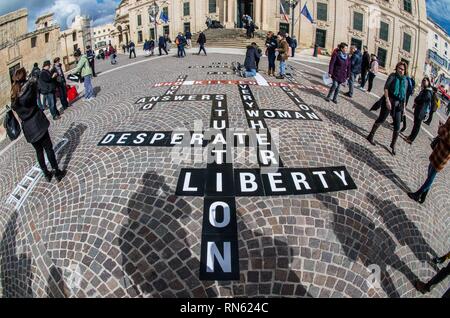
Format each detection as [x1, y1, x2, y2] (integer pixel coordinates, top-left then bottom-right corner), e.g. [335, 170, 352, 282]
[3, 106, 21, 141]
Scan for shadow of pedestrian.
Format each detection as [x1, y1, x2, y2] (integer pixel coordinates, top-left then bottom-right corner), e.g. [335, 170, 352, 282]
[94, 87, 101, 95]
[315, 193, 420, 297]
[57, 123, 87, 170]
[46, 266, 70, 298]
[118, 171, 217, 297]
[0, 212, 33, 298]
[315, 107, 368, 139]
[365, 193, 439, 271]
[333, 132, 412, 193]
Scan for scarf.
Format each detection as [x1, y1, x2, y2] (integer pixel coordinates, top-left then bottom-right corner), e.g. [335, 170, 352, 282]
[338, 51, 348, 61]
[393, 75, 406, 101]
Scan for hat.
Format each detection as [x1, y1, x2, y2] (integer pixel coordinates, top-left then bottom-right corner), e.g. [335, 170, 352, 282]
[74, 50, 81, 57]
[43, 60, 51, 67]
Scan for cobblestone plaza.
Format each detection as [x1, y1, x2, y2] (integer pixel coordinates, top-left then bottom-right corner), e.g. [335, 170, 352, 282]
[0, 52, 448, 298]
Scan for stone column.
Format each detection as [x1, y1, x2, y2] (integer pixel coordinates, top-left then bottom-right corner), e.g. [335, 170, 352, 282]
[226, 0, 235, 28]
[254, 0, 262, 28]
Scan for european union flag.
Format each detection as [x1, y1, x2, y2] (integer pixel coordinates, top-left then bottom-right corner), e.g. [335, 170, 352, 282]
[301, 3, 314, 24]
[160, 11, 169, 24]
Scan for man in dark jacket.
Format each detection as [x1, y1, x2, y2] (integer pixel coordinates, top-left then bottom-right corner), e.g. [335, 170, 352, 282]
[158, 36, 168, 55]
[51, 57, 69, 110]
[31, 62, 43, 109]
[129, 41, 136, 58]
[86, 45, 96, 77]
[197, 32, 207, 56]
[38, 60, 60, 120]
[185, 31, 192, 48]
[360, 46, 371, 89]
[240, 43, 262, 78]
[345, 45, 362, 98]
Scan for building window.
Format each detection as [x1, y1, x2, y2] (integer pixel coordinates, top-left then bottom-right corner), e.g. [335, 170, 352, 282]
[317, 3, 327, 21]
[72, 32, 77, 41]
[315, 29, 326, 48]
[209, 0, 217, 13]
[31, 36, 37, 48]
[163, 25, 170, 36]
[445, 42, 448, 48]
[351, 38, 363, 51]
[435, 34, 438, 40]
[183, 2, 190, 16]
[379, 21, 389, 41]
[377, 47, 387, 68]
[150, 28, 155, 40]
[138, 31, 143, 43]
[184, 22, 191, 33]
[403, 33, 412, 52]
[435, 43, 438, 48]
[403, 0, 412, 14]
[45, 33, 49, 43]
[353, 12, 364, 32]
[137, 14, 142, 26]
[280, 0, 291, 15]
[279, 22, 290, 35]
[73, 44, 78, 52]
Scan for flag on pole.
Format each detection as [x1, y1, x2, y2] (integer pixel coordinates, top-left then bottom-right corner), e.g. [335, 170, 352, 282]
[280, 2, 290, 23]
[301, 3, 314, 24]
[160, 11, 169, 24]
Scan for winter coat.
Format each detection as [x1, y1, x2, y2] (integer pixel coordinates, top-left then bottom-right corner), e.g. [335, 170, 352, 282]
[86, 49, 95, 62]
[11, 79, 50, 144]
[38, 69, 56, 94]
[73, 55, 93, 78]
[143, 41, 150, 50]
[158, 36, 166, 47]
[361, 51, 371, 71]
[129, 42, 136, 49]
[51, 63, 66, 87]
[31, 66, 41, 80]
[328, 51, 351, 84]
[291, 39, 298, 49]
[369, 59, 379, 74]
[244, 45, 261, 70]
[350, 50, 362, 74]
[197, 33, 206, 45]
[185, 31, 192, 40]
[277, 39, 289, 62]
[430, 116, 450, 172]
[413, 88, 433, 120]
[265, 36, 278, 54]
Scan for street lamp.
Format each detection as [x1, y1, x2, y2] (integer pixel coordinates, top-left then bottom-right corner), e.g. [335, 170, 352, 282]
[148, 1, 160, 40]
[287, 0, 299, 33]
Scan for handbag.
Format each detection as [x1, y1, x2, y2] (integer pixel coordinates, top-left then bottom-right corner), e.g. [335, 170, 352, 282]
[430, 137, 440, 150]
[3, 106, 21, 141]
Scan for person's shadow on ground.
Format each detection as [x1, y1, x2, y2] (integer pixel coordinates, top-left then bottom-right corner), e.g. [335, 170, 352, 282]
[315, 193, 420, 297]
[57, 123, 87, 170]
[315, 107, 368, 140]
[0, 212, 33, 298]
[333, 131, 412, 193]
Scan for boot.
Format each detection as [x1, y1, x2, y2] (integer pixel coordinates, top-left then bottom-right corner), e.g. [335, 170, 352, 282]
[419, 190, 429, 204]
[407, 192, 421, 202]
[43, 170, 53, 182]
[54, 169, 67, 182]
[366, 123, 380, 146]
[400, 115, 407, 132]
[390, 131, 399, 155]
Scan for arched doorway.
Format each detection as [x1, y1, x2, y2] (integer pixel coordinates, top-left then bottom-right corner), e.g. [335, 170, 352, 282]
[237, 0, 254, 28]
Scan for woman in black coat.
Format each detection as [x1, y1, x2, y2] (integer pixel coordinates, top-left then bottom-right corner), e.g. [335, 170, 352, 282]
[405, 77, 433, 144]
[11, 67, 66, 182]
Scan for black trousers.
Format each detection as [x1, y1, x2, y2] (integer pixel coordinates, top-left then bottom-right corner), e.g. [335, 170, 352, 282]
[425, 111, 435, 124]
[375, 102, 403, 132]
[89, 60, 96, 76]
[360, 69, 368, 88]
[408, 116, 422, 142]
[368, 72, 376, 92]
[31, 132, 59, 173]
[129, 48, 136, 58]
[158, 46, 168, 55]
[198, 44, 207, 55]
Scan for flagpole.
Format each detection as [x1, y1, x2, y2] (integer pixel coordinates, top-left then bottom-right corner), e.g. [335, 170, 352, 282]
[298, 0, 302, 52]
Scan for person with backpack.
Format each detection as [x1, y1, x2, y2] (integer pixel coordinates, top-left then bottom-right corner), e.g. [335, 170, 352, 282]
[366, 61, 410, 155]
[38, 60, 60, 120]
[424, 87, 440, 126]
[158, 35, 168, 55]
[265, 31, 278, 77]
[51, 57, 69, 111]
[408, 116, 450, 203]
[325, 43, 351, 104]
[10, 67, 66, 183]
[86, 45, 96, 77]
[129, 41, 136, 59]
[275, 32, 289, 79]
[405, 77, 433, 144]
[197, 31, 207, 56]
[31, 62, 43, 109]
[73, 50, 94, 100]
[344, 45, 362, 98]
[176, 33, 187, 58]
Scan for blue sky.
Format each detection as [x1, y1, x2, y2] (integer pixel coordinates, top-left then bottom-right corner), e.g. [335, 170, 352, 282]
[0, 0, 449, 34]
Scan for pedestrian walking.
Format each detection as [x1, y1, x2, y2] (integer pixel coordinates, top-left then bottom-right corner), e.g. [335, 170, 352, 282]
[158, 35, 168, 55]
[239, 42, 261, 78]
[265, 31, 278, 76]
[344, 45, 362, 98]
[415, 251, 450, 298]
[291, 36, 298, 57]
[197, 31, 207, 56]
[366, 61, 409, 155]
[86, 45, 96, 77]
[122, 44, 126, 54]
[109, 44, 117, 64]
[164, 34, 172, 52]
[129, 41, 136, 59]
[360, 46, 371, 89]
[149, 39, 155, 55]
[176, 33, 187, 58]
[185, 31, 192, 48]
[405, 77, 433, 144]
[51, 57, 69, 111]
[366, 54, 379, 93]
[73, 50, 95, 100]
[143, 39, 150, 56]
[407, 116, 450, 203]
[10, 67, 66, 182]
[275, 32, 289, 79]
[399, 75, 416, 132]
[38, 60, 60, 120]
[31, 62, 43, 109]
[424, 87, 440, 126]
[325, 43, 351, 104]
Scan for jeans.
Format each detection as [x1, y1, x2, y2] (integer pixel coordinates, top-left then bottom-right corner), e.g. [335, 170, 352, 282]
[368, 72, 376, 92]
[244, 69, 257, 78]
[268, 52, 276, 70]
[41, 93, 59, 118]
[31, 131, 59, 173]
[57, 83, 69, 109]
[84, 75, 94, 99]
[198, 44, 207, 55]
[348, 72, 357, 96]
[129, 48, 136, 58]
[416, 163, 438, 194]
[279, 61, 286, 75]
[327, 80, 341, 101]
[375, 100, 403, 132]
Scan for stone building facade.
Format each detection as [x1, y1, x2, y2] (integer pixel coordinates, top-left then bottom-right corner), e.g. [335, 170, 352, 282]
[60, 16, 92, 66]
[112, 0, 429, 78]
[0, 9, 61, 111]
[92, 23, 114, 51]
[425, 18, 450, 89]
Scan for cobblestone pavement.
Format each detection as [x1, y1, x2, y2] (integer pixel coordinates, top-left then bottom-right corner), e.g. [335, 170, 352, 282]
[0, 51, 448, 298]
